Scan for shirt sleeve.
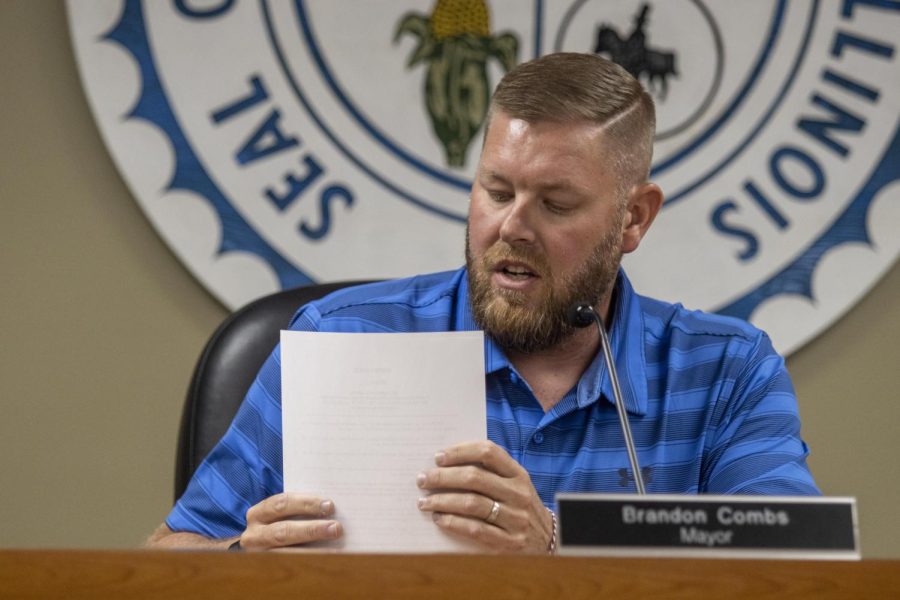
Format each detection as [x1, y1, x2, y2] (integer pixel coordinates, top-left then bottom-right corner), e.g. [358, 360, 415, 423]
[166, 304, 324, 537]
[701, 333, 821, 495]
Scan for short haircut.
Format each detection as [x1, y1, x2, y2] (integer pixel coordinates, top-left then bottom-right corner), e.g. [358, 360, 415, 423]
[487, 52, 656, 194]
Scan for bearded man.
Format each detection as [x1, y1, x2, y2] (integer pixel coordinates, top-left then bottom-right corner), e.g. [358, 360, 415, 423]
[148, 53, 819, 553]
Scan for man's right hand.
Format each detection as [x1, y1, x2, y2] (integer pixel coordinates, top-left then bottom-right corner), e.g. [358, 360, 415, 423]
[146, 492, 342, 550]
[239, 492, 342, 550]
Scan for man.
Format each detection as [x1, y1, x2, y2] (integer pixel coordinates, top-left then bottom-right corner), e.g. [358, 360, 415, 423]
[148, 53, 818, 553]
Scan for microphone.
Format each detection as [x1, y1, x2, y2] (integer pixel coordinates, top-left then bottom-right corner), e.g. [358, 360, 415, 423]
[567, 303, 646, 495]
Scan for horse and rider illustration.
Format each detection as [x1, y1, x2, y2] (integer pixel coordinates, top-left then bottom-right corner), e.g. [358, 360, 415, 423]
[594, 3, 678, 100]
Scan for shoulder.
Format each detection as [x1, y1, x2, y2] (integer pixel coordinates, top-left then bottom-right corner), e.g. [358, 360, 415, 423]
[632, 292, 797, 436]
[631, 290, 784, 391]
[638, 292, 771, 355]
[288, 269, 465, 333]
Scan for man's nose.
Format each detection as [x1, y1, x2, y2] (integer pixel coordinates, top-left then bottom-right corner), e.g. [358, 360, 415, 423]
[498, 197, 536, 245]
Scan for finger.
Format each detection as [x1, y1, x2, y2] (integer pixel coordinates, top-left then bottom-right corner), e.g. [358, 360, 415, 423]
[436, 441, 524, 478]
[246, 493, 335, 525]
[417, 492, 499, 524]
[431, 512, 527, 553]
[417, 465, 508, 499]
[242, 519, 342, 550]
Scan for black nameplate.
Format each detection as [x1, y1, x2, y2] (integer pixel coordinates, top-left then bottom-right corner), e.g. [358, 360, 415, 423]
[556, 494, 858, 559]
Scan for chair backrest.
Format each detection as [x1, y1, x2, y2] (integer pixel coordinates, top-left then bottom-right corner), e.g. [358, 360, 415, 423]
[175, 281, 373, 501]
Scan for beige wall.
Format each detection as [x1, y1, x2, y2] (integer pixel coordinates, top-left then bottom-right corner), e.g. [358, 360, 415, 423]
[2, 1, 898, 556]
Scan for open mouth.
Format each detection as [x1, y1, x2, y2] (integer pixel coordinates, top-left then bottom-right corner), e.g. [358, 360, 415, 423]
[494, 261, 539, 281]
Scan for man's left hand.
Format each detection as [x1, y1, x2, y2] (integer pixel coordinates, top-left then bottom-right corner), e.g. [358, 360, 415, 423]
[416, 440, 554, 553]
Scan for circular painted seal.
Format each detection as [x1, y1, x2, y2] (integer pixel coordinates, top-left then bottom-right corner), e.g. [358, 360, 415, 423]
[68, 0, 900, 354]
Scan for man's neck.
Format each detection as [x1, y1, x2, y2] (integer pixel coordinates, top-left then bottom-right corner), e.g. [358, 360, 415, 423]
[505, 295, 613, 412]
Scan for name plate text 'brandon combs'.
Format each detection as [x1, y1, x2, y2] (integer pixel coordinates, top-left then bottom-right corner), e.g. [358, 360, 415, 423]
[622, 504, 790, 547]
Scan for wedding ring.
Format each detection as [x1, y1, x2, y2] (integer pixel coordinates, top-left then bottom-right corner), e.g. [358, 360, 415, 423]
[485, 500, 501, 524]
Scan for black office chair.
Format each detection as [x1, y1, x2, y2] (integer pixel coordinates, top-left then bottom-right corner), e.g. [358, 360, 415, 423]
[174, 280, 374, 501]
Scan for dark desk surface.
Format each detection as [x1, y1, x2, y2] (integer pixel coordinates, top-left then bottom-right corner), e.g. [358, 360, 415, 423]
[1, 549, 898, 599]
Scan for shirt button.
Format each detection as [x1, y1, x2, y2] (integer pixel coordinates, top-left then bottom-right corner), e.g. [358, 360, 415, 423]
[533, 432, 544, 444]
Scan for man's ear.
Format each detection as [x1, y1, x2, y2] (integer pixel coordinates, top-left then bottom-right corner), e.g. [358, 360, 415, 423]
[621, 182, 663, 254]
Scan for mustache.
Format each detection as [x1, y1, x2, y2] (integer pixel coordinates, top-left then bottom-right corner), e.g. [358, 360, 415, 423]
[481, 242, 549, 276]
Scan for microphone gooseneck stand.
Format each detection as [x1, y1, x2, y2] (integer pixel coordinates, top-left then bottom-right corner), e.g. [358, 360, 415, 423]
[568, 303, 646, 495]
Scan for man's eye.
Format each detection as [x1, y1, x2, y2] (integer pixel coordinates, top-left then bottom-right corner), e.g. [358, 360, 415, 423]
[489, 191, 512, 203]
[546, 202, 571, 215]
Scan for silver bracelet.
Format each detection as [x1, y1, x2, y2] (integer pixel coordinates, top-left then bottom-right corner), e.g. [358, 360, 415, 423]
[547, 508, 558, 555]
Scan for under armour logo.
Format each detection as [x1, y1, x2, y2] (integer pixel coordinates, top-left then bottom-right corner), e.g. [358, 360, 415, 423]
[618, 466, 653, 488]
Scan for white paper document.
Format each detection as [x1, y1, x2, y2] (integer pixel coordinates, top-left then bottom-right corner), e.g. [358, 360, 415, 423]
[281, 330, 486, 553]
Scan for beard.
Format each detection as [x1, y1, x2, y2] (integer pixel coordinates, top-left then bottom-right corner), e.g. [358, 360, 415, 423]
[466, 221, 623, 354]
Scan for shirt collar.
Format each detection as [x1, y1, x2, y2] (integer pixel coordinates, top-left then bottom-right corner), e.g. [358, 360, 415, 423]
[456, 268, 648, 416]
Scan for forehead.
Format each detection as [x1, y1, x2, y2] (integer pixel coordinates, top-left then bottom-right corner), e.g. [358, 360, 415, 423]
[478, 112, 615, 190]
[483, 111, 607, 150]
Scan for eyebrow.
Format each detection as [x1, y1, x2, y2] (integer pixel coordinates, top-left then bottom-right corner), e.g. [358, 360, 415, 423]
[478, 170, 510, 184]
[479, 169, 587, 196]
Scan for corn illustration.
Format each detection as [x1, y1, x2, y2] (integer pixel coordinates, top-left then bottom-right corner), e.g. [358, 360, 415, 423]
[395, 0, 518, 167]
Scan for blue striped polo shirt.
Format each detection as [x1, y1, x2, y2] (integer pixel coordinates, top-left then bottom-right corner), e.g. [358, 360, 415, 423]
[167, 268, 819, 538]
